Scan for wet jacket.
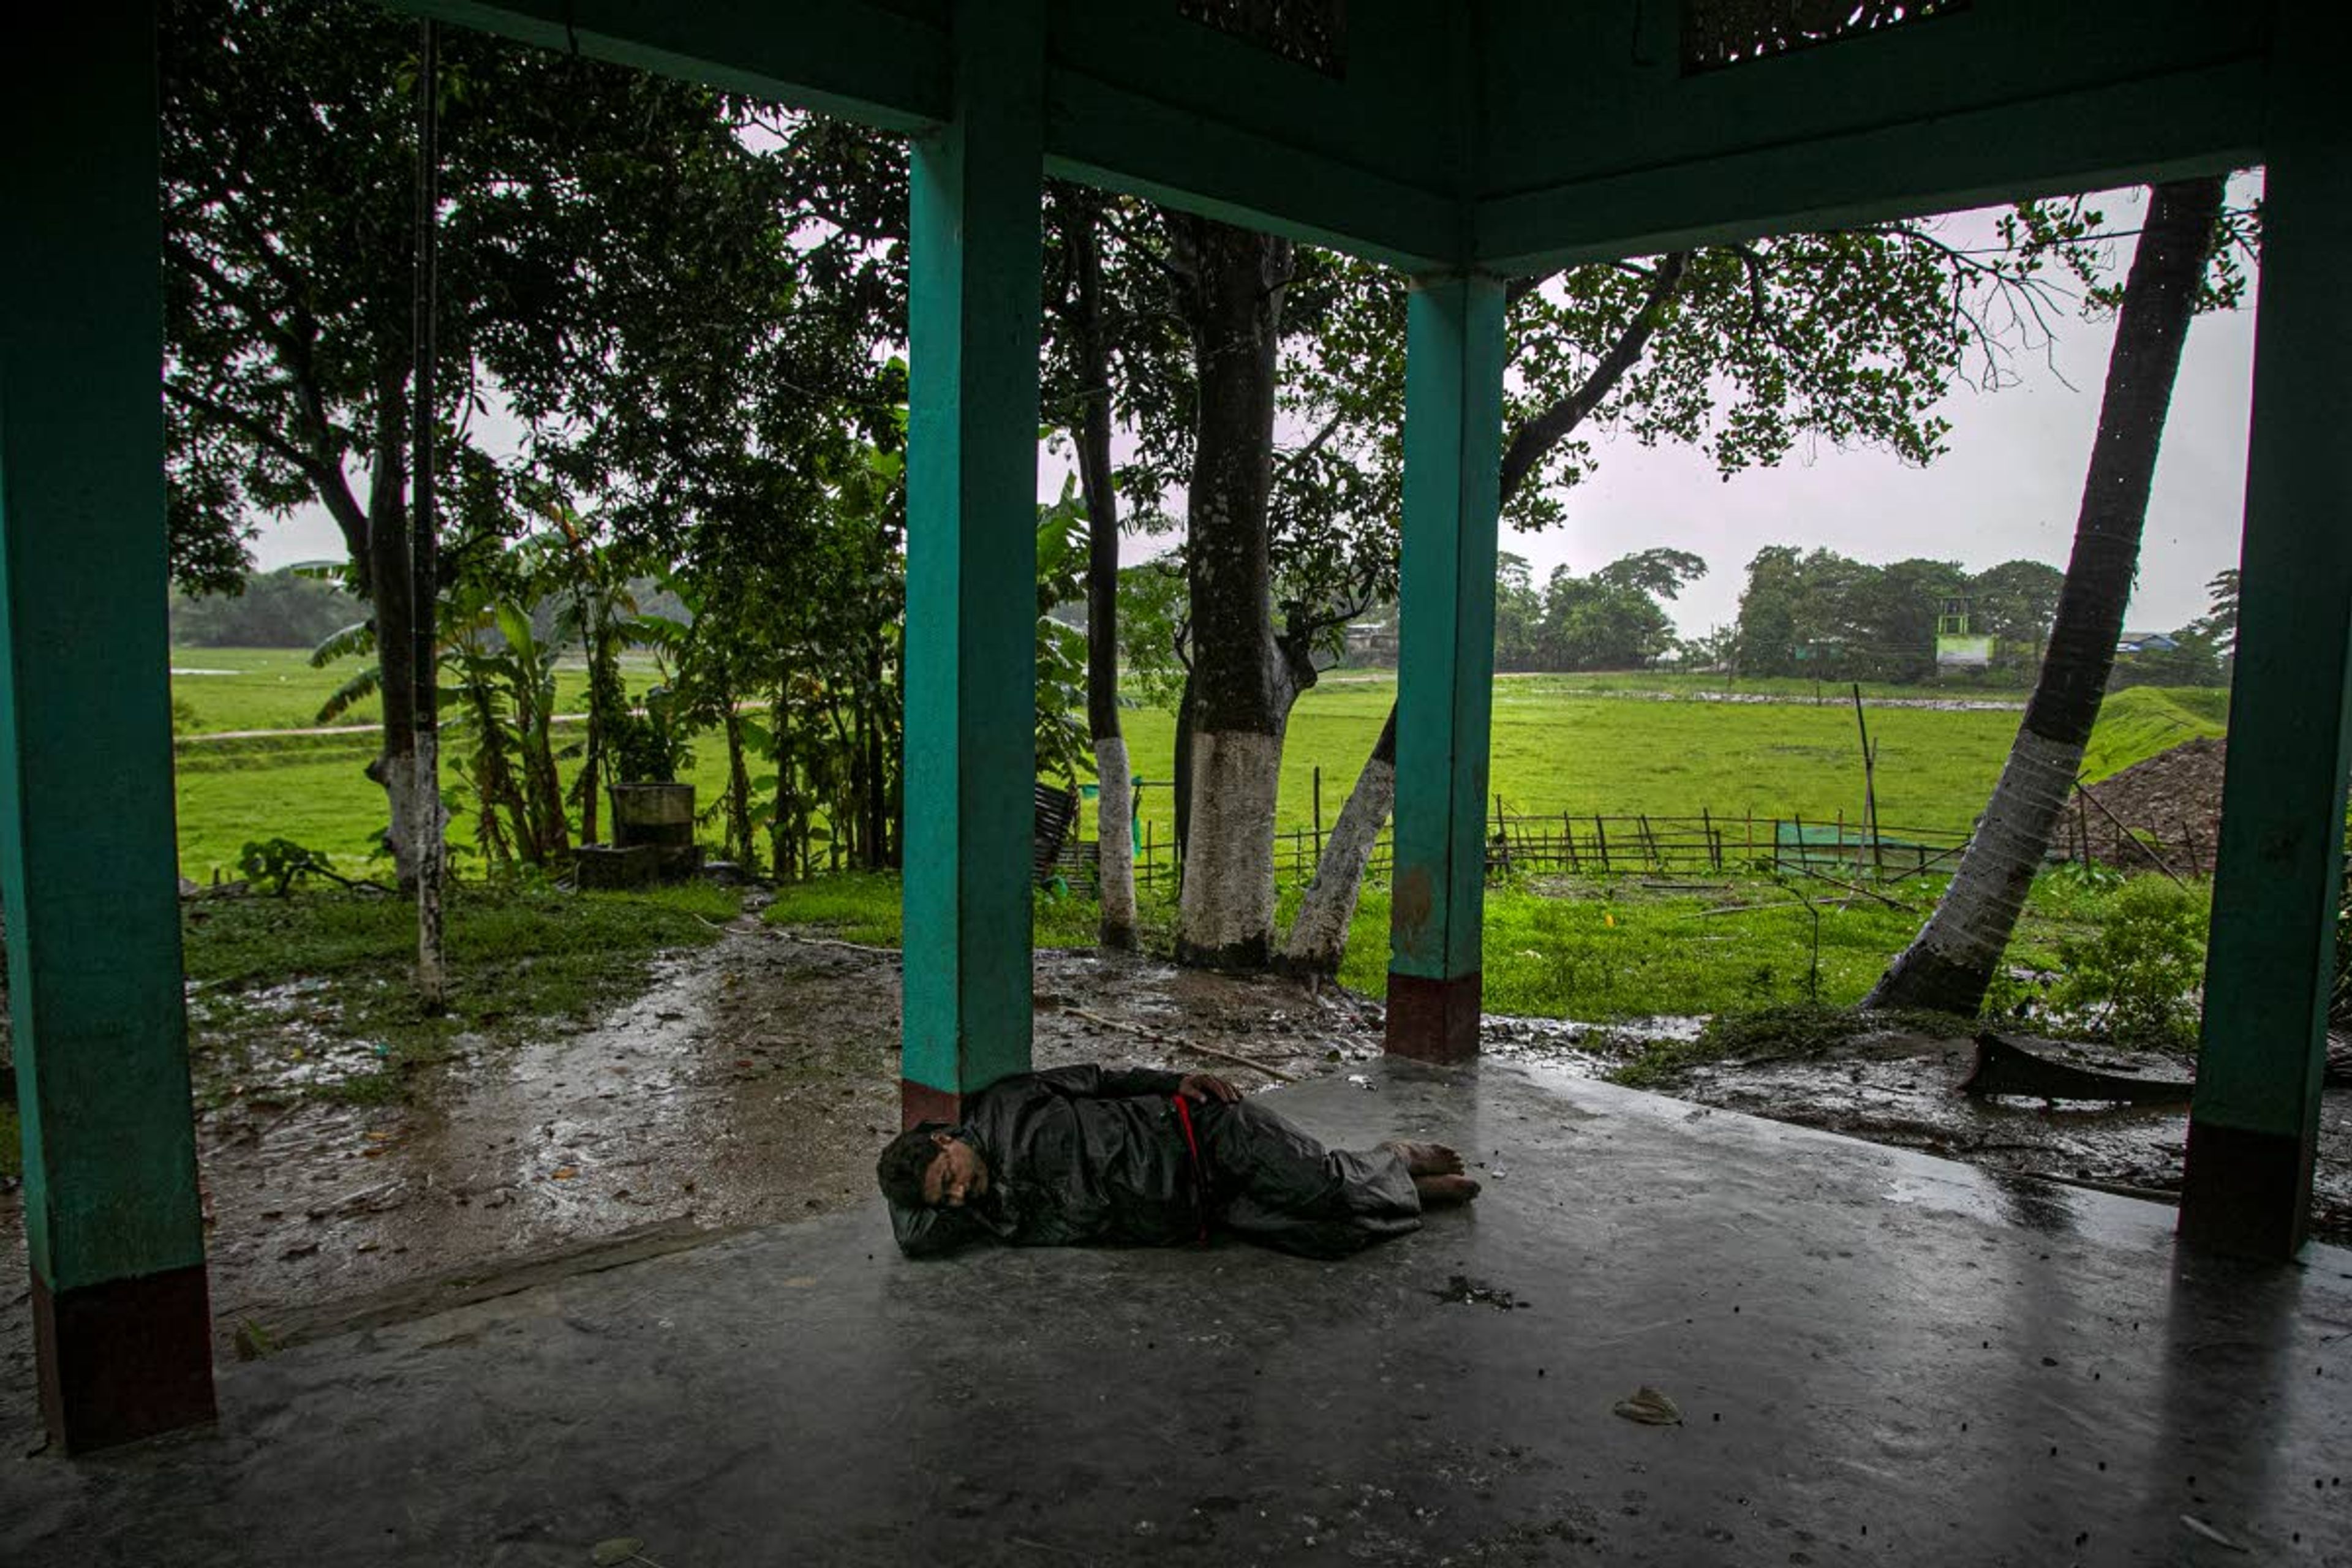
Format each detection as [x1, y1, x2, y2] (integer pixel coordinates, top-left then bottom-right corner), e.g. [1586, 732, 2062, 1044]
[888, 1065, 1422, 1261]
[889, 1065, 1202, 1257]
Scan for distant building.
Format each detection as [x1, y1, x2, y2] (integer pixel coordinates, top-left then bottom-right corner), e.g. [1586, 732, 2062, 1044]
[1936, 596, 1992, 669]
[2116, 630, 2180, 655]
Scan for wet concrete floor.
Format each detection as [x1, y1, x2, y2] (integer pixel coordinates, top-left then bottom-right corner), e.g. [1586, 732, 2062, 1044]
[6, 1061, 2348, 1566]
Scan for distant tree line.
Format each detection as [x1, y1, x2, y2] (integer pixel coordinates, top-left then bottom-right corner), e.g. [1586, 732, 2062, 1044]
[1730, 547, 2062, 684]
[1493, 548, 1708, 671]
[170, 567, 358, 647]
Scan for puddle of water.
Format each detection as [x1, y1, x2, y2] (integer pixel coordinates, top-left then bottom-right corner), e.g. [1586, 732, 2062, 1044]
[1482, 1012, 1707, 1078]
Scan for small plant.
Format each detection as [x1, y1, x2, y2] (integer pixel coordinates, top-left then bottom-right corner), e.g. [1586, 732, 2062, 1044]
[238, 837, 336, 897]
[2046, 875, 2206, 1050]
[608, 687, 693, 785]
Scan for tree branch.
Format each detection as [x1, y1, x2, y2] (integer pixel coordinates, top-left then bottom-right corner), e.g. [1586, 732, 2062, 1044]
[1498, 251, 1691, 503]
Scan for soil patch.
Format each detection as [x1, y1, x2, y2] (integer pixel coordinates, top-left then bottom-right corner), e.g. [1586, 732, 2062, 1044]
[2075, 736, 2226, 872]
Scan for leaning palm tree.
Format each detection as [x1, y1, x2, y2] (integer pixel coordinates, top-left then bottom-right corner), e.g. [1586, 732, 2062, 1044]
[1866, 176, 2227, 1014]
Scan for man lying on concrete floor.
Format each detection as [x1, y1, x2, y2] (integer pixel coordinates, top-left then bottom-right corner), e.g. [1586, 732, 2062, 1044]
[875, 1064, 1479, 1260]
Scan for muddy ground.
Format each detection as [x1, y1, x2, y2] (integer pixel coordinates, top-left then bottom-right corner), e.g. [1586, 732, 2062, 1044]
[4, 911, 2347, 1458]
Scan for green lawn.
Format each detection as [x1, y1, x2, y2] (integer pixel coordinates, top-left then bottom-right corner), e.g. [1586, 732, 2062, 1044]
[758, 862, 2169, 1026]
[170, 646, 671, 735]
[168, 648, 2223, 884]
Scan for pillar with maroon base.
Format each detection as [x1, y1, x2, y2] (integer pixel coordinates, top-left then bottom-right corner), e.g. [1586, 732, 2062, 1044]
[899, 0, 1046, 1128]
[2178, 17, 2348, 1261]
[1385, 274, 1507, 1063]
[1, 2, 217, 1449]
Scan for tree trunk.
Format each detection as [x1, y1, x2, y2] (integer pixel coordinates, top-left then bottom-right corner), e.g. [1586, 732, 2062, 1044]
[1069, 195, 1138, 948]
[1280, 257, 1693, 974]
[1280, 707, 1395, 977]
[1867, 176, 2224, 1015]
[723, 704, 753, 867]
[1175, 219, 1293, 969]
[363, 377, 424, 896]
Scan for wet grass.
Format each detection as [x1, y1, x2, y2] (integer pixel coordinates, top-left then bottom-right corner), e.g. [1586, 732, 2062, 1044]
[760, 870, 1164, 951]
[183, 880, 740, 1105]
[2076, 685, 2230, 783]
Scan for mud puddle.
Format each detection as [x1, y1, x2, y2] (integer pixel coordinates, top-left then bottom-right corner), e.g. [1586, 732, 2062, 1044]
[0, 921, 1374, 1453]
[1646, 1028, 2352, 1242]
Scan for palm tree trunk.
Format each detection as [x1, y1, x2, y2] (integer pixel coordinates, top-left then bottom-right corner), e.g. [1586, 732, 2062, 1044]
[1867, 176, 2225, 1014]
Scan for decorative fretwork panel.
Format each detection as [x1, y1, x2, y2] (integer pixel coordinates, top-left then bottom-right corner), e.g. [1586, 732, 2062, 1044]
[1176, 0, 1348, 80]
[1683, 0, 1970, 74]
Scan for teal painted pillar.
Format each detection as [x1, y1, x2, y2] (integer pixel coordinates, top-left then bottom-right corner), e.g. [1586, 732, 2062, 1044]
[0, 5, 216, 1446]
[1385, 274, 1507, 1062]
[900, 0, 1046, 1126]
[2179, 15, 2349, 1261]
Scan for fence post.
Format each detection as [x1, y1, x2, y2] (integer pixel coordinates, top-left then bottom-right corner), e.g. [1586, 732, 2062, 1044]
[1702, 807, 1718, 872]
[1564, 813, 1579, 873]
[1594, 815, 1610, 875]
[1312, 765, 1323, 872]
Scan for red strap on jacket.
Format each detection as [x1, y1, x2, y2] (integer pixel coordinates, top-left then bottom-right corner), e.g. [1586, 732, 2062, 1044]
[1169, 1093, 1209, 1245]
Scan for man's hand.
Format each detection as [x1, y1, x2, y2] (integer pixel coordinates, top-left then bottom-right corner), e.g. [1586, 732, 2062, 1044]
[1178, 1073, 1242, 1103]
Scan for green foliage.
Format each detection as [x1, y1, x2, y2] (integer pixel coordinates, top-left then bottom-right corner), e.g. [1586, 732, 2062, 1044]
[2043, 876, 2209, 1050]
[606, 687, 693, 785]
[0, 1101, 20, 1182]
[1033, 483, 1096, 785]
[237, 837, 337, 896]
[1734, 546, 2004, 684]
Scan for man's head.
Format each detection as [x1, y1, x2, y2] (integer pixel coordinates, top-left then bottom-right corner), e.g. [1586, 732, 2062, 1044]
[875, 1123, 991, 1209]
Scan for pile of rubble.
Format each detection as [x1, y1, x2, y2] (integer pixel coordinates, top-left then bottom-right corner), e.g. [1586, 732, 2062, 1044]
[2071, 736, 2228, 874]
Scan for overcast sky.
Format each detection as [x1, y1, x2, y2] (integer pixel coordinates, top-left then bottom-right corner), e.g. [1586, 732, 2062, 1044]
[248, 186, 2260, 644]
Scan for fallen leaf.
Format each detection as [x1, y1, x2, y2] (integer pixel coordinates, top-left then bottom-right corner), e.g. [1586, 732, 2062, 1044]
[1612, 1386, 1683, 1425]
[552, 1167, 579, 1181]
[590, 1539, 644, 1567]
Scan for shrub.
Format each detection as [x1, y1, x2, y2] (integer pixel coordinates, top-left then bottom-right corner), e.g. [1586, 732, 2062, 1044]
[2047, 875, 2206, 1051]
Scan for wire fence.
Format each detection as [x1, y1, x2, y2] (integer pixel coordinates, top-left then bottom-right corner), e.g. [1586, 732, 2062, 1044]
[1053, 805, 1980, 892]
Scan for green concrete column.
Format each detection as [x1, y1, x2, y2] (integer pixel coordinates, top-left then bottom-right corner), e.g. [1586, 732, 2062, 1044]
[1385, 274, 1507, 1063]
[900, 0, 1046, 1126]
[0, 5, 216, 1447]
[2179, 19, 2349, 1261]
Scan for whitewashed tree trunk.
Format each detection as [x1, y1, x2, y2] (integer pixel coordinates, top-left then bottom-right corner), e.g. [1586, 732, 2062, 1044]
[1178, 731, 1283, 967]
[1095, 736, 1137, 948]
[411, 727, 447, 1005]
[380, 750, 424, 894]
[1283, 714, 1396, 977]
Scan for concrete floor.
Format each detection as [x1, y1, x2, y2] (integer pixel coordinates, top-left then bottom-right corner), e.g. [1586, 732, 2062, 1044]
[6, 1059, 2350, 1567]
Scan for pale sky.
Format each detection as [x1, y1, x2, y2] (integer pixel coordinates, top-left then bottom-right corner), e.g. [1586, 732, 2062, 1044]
[249, 187, 2260, 645]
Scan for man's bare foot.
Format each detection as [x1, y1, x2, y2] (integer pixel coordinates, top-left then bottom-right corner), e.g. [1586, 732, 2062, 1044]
[1413, 1173, 1481, 1206]
[1382, 1140, 1466, 1177]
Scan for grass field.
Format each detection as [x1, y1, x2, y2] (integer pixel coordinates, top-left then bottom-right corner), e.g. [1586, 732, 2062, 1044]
[168, 649, 2223, 883]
